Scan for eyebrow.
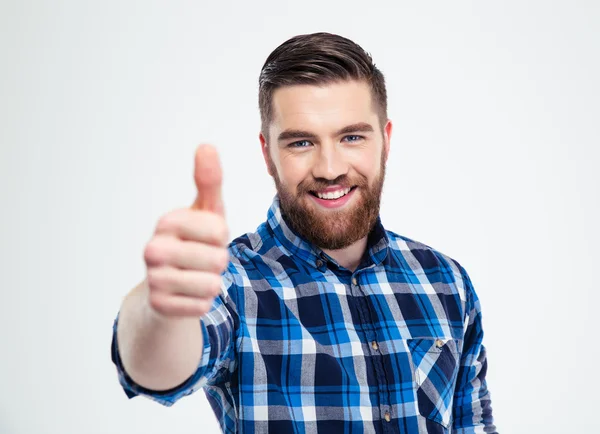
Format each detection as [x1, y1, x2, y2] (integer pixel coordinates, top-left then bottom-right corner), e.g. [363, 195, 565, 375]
[277, 122, 375, 143]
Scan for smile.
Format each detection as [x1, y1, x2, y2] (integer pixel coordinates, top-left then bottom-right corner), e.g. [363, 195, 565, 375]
[312, 187, 353, 200]
[308, 186, 357, 209]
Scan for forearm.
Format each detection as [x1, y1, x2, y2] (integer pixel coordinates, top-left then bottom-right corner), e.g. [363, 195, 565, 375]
[452, 353, 496, 433]
[116, 279, 204, 391]
[452, 264, 497, 432]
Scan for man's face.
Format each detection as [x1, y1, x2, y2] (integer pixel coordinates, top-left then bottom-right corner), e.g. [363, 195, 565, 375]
[260, 79, 392, 250]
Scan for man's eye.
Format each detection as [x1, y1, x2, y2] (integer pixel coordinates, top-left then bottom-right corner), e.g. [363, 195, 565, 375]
[289, 140, 312, 148]
[343, 135, 364, 143]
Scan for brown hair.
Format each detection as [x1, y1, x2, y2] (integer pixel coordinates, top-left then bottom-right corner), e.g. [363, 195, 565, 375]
[258, 32, 387, 140]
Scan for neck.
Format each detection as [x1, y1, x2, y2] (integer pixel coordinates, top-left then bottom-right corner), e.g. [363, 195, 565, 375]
[322, 236, 368, 272]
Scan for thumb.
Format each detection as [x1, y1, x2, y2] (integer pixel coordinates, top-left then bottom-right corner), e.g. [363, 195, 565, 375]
[191, 144, 224, 216]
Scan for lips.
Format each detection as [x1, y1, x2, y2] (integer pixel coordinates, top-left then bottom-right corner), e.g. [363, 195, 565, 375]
[309, 186, 357, 208]
[311, 186, 354, 200]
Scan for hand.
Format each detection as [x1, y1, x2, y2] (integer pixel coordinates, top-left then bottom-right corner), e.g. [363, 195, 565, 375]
[143, 144, 229, 318]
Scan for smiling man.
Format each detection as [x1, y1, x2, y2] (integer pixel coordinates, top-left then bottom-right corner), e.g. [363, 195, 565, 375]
[111, 33, 497, 433]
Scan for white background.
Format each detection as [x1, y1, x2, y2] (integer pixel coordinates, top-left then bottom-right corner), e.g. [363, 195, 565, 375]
[1, 1, 598, 433]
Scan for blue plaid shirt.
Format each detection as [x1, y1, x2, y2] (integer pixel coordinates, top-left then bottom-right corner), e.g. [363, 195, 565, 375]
[111, 196, 497, 433]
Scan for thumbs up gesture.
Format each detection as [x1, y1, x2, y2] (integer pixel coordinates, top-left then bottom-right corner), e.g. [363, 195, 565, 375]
[143, 144, 230, 318]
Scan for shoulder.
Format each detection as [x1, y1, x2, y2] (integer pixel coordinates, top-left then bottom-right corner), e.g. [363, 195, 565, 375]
[226, 221, 273, 262]
[385, 230, 472, 300]
[385, 230, 463, 270]
[221, 221, 276, 282]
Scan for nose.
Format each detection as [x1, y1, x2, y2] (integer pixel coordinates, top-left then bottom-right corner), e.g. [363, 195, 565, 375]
[311, 143, 349, 181]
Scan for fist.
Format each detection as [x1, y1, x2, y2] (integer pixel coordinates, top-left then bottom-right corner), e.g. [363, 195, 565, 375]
[143, 144, 229, 318]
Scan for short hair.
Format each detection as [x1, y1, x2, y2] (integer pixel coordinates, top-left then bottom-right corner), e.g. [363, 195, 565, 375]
[258, 32, 387, 139]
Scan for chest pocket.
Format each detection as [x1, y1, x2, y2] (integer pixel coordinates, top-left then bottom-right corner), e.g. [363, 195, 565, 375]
[407, 337, 461, 429]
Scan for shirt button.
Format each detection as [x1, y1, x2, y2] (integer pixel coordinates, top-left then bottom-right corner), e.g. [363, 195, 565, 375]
[435, 338, 444, 348]
[316, 260, 323, 268]
[351, 277, 358, 285]
[371, 341, 379, 350]
[384, 411, 391, 422]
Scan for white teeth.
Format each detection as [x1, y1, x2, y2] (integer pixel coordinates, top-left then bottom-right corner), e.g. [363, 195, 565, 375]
[316, 187, 351, 200]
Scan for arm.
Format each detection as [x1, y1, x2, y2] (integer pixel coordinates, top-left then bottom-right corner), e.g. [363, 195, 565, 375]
[452, 266, 498, 433]
[111, 270, 239, 406]
[115, 278, 204, 391]
[111, 144, 237, 404]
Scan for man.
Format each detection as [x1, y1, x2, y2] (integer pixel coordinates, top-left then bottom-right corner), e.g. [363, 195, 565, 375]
[111, 32, 497, 433]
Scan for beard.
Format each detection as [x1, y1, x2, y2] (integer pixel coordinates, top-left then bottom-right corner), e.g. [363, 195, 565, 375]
[267, 152, 386, 250]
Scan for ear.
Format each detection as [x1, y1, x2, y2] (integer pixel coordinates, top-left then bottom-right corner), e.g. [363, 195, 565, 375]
[383, 119, 393, 163]
[259, 132, 273, 176]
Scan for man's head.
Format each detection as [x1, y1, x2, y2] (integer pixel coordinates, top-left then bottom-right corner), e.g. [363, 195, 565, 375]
[258, 32, 392, 250]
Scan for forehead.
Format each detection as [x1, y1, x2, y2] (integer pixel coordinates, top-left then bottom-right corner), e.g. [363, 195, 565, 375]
[269, 80, 378, 134]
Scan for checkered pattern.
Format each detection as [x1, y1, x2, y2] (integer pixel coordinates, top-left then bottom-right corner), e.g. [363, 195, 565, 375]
[111, 196, 497, 433]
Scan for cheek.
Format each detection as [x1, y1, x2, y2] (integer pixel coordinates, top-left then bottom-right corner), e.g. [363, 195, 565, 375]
[351, 152, 381, 180]
[279, 155, 312, 187]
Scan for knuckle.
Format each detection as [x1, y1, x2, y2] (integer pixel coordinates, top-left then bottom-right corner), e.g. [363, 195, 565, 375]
[209, 274, 223, 296]
[190, 300, 206, 317]
[218, 248, 230, 270]
[221, 224, 230, 245]
[144, 241, 163, 265]
[211, 219, 229, 246]
[201, 274, 221, 298]
[148, 292, 167, 314]
[146, 269, 159, 290]
[211, 248, 229, 273]
[199, 298, 214, 316]
[156, 211, 180, 234]
[146, 268, 168, 291]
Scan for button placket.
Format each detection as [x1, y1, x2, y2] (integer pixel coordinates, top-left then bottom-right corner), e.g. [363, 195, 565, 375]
[353, 273, 393, 430]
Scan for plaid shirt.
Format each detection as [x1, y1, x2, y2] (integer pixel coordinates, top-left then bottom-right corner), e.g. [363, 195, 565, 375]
[111, 196, 497, 433]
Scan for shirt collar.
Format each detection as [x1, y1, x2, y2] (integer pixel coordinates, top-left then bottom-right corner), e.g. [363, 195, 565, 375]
[266, 195, 389, 270]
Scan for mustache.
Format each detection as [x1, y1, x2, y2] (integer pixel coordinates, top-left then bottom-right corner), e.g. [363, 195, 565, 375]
[297, 175, 368, 193]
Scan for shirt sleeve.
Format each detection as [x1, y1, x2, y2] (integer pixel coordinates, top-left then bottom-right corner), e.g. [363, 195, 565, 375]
[110, 264, 240, 407]
[451, 265, 498, 433]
